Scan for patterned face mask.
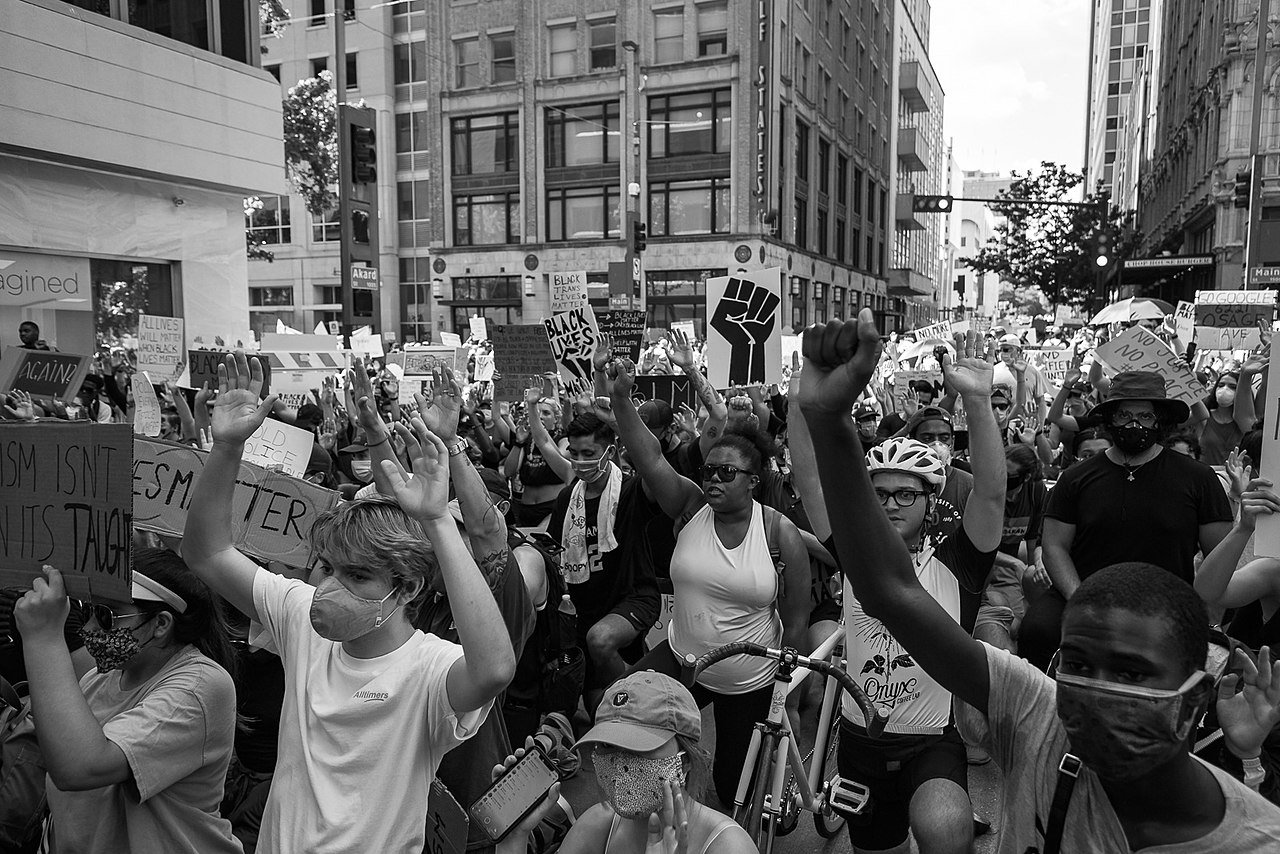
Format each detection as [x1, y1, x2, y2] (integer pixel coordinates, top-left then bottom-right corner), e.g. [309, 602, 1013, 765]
[592, 750, 686, 819]
[80, 620, 153, 672]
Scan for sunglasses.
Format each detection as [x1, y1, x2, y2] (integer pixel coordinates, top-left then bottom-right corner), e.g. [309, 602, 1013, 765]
[874, 488, 928, 508]
[84, 603, 153, 631]
[700, 464, 751, 483]
[992, 402, 1011, 412]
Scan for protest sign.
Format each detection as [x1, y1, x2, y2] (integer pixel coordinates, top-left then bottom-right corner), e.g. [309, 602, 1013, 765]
[0, 347, 91, 402]
[259, 351, 347, 410]
[1256, 344, 1280, 556]
[911, 319, 969, 343]
[672, 320, 697, 342]
[474, 353, 495, 381]
[188, 350, 275, 396]
[631, 374, 700, 411]
[705, 268, 783, 388]
[781, 335, 802, 371]
[1094, 325, 1201, 405]
[259, 332, 342, 353]
[596, 309, 645, 362]
[549, 271, 588, 314]
[349, 333, 384, 360]
[389, 348, 468, 378]
[492, 323, 557, 401]
[132, 437, 339, 567]
[0, 422, 133, 601]
[132, 371, 162, 437]
[1194, 290, 1275, 349]
[1036, 348, 1074, 388]
[242, 418, 314, 477]
[1173, 301, 1196, 343]
[543, 307, 600, 395]
[137, 315, 185, 379]
[894, 369, 945, 403]
[469, 316, 489, 341]
[440, 331, 463, 347]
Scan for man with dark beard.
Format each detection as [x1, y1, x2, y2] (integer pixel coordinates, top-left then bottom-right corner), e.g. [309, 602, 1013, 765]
[1020, 372, 1233, 670]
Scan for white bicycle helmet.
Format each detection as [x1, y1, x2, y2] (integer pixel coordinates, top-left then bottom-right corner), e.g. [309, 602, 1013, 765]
[866, 437, 947, 494]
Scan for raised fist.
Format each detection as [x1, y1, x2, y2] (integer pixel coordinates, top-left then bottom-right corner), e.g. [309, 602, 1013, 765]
[710, 277, 781, 385]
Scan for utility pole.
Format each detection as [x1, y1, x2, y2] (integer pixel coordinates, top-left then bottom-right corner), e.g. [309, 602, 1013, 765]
[333, 0, 352, 336]
[1245, 0, 1273, 288]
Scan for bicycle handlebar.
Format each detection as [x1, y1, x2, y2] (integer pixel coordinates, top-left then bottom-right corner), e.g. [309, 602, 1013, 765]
[683, 642, 889, 738]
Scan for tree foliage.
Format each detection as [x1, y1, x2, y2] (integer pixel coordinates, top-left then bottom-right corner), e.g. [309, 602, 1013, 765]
[244, 196, 276, 262]
[999, 283, 1052, 318]
[260, 0, 291, 46]
[965, 161, 1141, 310]
[283, 71, 339, 216]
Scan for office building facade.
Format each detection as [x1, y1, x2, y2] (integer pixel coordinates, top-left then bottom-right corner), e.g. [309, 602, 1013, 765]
[1084, 0, 1155, 195]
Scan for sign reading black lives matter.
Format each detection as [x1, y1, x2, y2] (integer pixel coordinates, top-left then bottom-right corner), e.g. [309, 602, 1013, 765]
[543, 307, 600, 396]
[0, 346, 92, 402]
[187, 349, 273, 396]
[0, 422, 133, 601]
[596, 309, 645, 362]
[491, 324, 557, 401]
[705, 268, 783, 388]
[132, 437, 340, 568]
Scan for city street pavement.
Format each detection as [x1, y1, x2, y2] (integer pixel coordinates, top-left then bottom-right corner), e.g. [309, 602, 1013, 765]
[560, 695, 1003, 854]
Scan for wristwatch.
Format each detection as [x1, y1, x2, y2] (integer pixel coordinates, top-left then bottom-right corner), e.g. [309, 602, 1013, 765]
[448, 439, 469, 457]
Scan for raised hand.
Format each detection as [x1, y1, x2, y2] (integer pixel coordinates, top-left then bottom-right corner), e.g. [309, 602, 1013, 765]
[13, 565, 70, 642]
[3, 389, 37, 421]
[943, 330, 996, 399]
[646, 779, 690, 854]
[381, 418, 451, 522]
[666, 328, 696, 371]
[1237, 477, 1279, 532]
[710, 276, 782, 384]
[414, 367, 463, 443]
[1226, 449, 1254, 505]
[1217, 646, 1280, 761]
[211, 352, 276, 445]
[592, 332, 615, 372]
[606, 356, 637, 399]
[798, 310, 882, 415]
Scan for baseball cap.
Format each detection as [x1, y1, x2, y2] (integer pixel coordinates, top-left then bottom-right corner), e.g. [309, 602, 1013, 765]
[575, 671, 701, 753]
[638, 400, 675, 430]
[132, 571, 188, 613]
[998, 334, 1022, 348]
[853, 403, 879, 421]
[990, 384, 1014, 404]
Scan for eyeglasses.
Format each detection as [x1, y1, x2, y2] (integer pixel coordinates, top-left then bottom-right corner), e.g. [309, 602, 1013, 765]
[1110, 409, 1158, 427]
[992, 402, 1011, 413]
[700, 464, 751, 483]
[84, 603, 151, 631]
[874, 488, 927, 508]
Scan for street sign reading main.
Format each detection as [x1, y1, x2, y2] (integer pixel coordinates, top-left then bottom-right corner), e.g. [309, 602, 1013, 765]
[1250, 265, 1280, 286]
[351, 264, 378, 291]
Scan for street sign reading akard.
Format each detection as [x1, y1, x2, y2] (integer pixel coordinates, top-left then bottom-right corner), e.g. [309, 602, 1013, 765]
[350, 265, 379, 291]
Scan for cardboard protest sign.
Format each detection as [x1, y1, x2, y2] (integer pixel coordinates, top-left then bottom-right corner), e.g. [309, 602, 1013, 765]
[549, 271, 588, 315]
[1194, 290, 1276, 349]
[0, 422, 133, 601]
[349, 333, 384, 360]
[543, 307, 600, 395]
[188, 350, 274, 396]
[137, 315, 185, 379]
[440, 331, 463, 347]
[1094, 325, 1201, 406]
[474, 353, 495, 381]
[595, 309, 644, 362]
[491, 324, 557, 401]
[1256, 344, 1280, 556]
[672, 320, 697, 342]
[132, 437, 339, 567]
[631, 375, 700, 411]
[0, 347, 91, 402]
[1036, 348, 1074, 388]
[1173, 301, 1196, 343]
[469, 316, 489, 341]
[242, 418, 314, 477]
[911, 319, 969, 342]
[894, 369, 944, 403]
[259, 351, 347, 410]
[259, 333, 341, 353]
[390, 348, 469, 379]
[705, 268, 783, 388]
[781, 335, 802, 370]
[132, 371, 162, 437]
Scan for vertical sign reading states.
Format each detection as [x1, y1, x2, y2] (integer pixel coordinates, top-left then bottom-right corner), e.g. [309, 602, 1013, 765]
[705, 268, 783, 388]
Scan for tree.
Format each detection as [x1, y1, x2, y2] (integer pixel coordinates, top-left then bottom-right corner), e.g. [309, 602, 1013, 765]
[260, 0, 291, 45]
[245, 196, 276, 262]
[964, 161, 1141, 311]
[999, 282, 1052, 318]
[282, 70, 339, 216]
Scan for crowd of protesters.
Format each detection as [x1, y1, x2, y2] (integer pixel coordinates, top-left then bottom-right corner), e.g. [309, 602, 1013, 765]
[2, 308, 1280, 854]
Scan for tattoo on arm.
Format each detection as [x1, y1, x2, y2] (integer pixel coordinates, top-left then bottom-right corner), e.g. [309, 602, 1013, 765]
[477, 548, 510, 590]
[685, 367, 721, 409]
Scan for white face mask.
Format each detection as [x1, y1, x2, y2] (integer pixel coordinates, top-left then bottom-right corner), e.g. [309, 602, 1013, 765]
[350, 460, 374, 482]
[571, 445, 613, 482]
[929, 441, 952, 467]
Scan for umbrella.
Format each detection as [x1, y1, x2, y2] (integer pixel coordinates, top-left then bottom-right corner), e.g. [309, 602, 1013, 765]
[1088, 297, 1173, 326]
[898, 338, 957, 364]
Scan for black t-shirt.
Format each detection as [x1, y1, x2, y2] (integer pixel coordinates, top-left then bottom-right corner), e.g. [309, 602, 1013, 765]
[548, 474, 661, 629]
[1044, 449, 1233, 583]
[665, 438, 703, 481]
[1000, 479, 1048, 557]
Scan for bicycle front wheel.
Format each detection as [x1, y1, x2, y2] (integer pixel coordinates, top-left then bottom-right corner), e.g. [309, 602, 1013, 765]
[814, 716, 847, 838]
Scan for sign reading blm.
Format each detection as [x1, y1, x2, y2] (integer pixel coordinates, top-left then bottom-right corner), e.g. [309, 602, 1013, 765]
[705, 268, 783, 388]
[0, 422, 133, 601]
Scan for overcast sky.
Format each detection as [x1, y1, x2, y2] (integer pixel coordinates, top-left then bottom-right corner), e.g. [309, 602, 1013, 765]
[930, 0, 1090, 176]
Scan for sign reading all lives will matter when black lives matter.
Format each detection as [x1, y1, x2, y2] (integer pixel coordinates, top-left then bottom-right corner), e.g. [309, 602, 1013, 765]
[0, 422, 133, 601]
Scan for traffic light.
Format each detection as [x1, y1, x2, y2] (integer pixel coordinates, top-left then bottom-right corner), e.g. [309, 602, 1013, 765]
[1093, 229, 1114, 269]
[1234, 170, 1252, 209]
[911, 194, 954, 213]
[632, 220, 648, 253]
[351, 125, 377, 184]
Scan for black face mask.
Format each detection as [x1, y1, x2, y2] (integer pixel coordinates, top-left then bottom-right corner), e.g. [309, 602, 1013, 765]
[1111, 423, 1160, 455]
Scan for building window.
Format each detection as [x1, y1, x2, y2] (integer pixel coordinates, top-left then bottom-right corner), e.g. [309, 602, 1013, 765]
[451, 113, 519, 175]
[449, 276, 522, 336]
[817, 138, 831, 196]
[817, 208, 828, 256]
[397, 180, 431, 222]
[798, 47, 811, 97]
[853, 167, 864, 216]
[648, 89, 731, 157]
[394, 41, 427, 83]
[265, 64, 281, 82]
[649, 178, 731, 235]
[249, 287, 294, 306]
[454, 193, 520, 245]
[311, 57, 327, 77]
[396, 110, 430, 154]
[245, 195, 291, 244]
[312, 208, 340, 242]
[645, 269, 721, 332]
[852, 226, 861, 267]
[790, 279, 808, 330]
[455, 37, 480, 87]
[795, 120, 809, 181]
[316, 285, 342, 304]
[697, 2, 728, 56]
[866, 179, 876, 225]
[549, 24, 577, 76]
[834, 217, 846, 262]
[546, 102, 620, 166]
[491, 31, 516, 82]
[794, 197, 807, 247]
[399, 257, 432, 343]
[589, 17, 616, 70]
[309, 0, 324, 26]
[547, 186, 622, 241]
[654, 7, 684, 63]
[836, 154, 848, 205]
[345, 52, 358, 89]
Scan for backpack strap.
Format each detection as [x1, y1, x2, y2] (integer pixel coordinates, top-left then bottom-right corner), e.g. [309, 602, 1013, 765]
[762, 504, 786, 600]
[1043, 753, 1081, 854]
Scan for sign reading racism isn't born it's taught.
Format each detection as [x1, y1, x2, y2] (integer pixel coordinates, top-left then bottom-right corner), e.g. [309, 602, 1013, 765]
[0, 422, 133, 602]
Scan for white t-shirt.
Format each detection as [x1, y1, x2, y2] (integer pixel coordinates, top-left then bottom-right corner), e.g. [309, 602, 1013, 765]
[981, 643, 1280, 853]
[250, 569, 489, 854]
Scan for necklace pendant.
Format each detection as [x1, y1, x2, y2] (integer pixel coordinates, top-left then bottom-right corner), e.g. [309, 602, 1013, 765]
[1127, 472, 1136, 482]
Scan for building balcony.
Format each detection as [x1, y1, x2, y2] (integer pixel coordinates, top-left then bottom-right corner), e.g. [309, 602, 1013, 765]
[897, 128, 929, 173]
[899, 61, 935, 114]
[888, 268, 933, 297]
[894, 195, 925, 231]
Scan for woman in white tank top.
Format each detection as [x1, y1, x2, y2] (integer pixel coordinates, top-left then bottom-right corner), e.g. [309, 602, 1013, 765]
[607, 361, 811, 807]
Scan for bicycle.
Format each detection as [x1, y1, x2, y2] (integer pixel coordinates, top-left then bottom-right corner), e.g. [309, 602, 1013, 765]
[683, 629, 888, 854]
